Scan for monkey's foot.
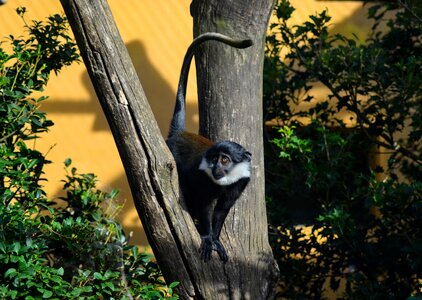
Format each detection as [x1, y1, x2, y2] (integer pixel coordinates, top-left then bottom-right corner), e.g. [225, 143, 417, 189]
[213, 239, 228, 262]
[199, 235, 213, 262]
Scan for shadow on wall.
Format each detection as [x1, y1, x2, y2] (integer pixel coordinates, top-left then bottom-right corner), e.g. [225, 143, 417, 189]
[43, 40, 198, 133]
[44, 40, 198, 247]
[127, 40, 199, 134]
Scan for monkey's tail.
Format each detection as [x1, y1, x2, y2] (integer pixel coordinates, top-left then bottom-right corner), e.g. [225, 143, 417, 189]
[168, 32, 253, 138]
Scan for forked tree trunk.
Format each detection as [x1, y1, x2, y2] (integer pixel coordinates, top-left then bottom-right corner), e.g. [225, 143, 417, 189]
[60, 0, 278, 298]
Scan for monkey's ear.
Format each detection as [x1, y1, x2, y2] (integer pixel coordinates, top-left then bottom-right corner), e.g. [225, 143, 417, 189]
[244, 151, 252, 161]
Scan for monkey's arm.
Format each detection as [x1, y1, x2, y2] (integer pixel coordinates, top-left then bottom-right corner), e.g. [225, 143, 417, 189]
[196, 203, 215, 262]
[211, 178, 250, 261]
[212, 200, 235, 240]
[212, 178, 250, 240]
[187, 172, 216, 261]
[211, 201, 233, 262]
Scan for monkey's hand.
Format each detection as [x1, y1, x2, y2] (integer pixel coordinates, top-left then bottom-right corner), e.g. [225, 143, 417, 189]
[199, 235, 213, 262]
[213, 239, 228, 262]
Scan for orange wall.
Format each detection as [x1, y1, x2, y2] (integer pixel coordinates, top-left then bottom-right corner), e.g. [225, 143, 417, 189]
[0, 0, 367, 248]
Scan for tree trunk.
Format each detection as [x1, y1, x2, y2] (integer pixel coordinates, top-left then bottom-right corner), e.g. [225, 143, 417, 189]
[60, 0, 278, 298]
[191, 0, 279, 297]
[59, 0, 198, 297]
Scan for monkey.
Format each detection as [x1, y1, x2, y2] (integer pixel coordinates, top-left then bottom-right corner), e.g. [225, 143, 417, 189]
[166, 33, 253, 262]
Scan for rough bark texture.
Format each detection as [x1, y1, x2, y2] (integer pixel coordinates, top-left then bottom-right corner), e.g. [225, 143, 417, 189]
[59, 0, 197, 297]
[191, 0, 280, 298]
[60, 0, 278, 298]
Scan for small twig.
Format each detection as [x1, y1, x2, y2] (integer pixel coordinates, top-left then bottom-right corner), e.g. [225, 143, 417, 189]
[398, 0, 422, 24]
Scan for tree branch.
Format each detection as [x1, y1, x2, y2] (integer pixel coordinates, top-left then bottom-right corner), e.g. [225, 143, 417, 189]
[59, 0, 197, 296]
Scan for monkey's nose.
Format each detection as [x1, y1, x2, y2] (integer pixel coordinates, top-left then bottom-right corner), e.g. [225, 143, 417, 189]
[213, 169, 225, 180]
[214, 174, 224, 180]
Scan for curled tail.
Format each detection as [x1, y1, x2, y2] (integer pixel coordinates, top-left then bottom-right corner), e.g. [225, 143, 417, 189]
[168, 32, 253, 138]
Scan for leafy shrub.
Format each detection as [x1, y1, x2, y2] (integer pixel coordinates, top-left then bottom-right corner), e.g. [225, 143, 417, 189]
[264, 1, 422, 299]
[0, 8, 177, 299]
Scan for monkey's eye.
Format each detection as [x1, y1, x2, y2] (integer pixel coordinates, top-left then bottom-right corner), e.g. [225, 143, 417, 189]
[221, 156, 230, 166]
[211, 156, 219, 164]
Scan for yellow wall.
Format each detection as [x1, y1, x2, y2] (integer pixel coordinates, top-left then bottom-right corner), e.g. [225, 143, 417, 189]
[0, 0, 368, 248]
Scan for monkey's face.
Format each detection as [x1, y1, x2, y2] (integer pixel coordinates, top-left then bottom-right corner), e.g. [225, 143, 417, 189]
[199, 141, 251, 186]
[210, 153, 233, 180]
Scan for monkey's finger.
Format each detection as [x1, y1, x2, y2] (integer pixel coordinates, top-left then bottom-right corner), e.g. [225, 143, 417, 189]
[218, 250, 228, 262]
[216, 247, 228, 262]
[200, 248, 212, 261]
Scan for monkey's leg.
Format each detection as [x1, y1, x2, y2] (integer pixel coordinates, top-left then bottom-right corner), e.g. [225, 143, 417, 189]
[211, 198, 236, 262]
[212, 239, 228, 262]
[196, 203, 215, 262]
[212, 178, 250, 260]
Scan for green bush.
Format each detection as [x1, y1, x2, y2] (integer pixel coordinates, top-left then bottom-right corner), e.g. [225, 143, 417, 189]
[264, 1, 421, 299]
[0, 8, 177, 299]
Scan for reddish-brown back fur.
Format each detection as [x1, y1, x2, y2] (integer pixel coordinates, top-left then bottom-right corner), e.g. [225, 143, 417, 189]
[167, 132, 214, 167]
[180, 132, 213, 151]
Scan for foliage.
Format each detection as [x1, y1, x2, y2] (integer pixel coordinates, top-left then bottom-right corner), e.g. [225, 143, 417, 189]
[0, 9, 178, 299]
[271, 125, 312, 161]
[264, 1, 422, 299]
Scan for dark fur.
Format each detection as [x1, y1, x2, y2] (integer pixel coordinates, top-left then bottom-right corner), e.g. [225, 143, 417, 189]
[166, 33, 253, 262]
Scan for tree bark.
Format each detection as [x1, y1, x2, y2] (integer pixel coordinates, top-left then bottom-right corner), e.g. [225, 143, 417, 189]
[60, 0, 278, 298]
[192, 0, 279, 298]
[59, 1, 197, 297]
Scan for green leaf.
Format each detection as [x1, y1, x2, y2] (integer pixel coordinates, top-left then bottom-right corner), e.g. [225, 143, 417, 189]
[42, 290, 53, 298]
[169, 282, 179, 289]
[0, 243, 6, 253]
[101, 281, 115, 291]
[5, 268, 17, 278]
[109, 188, 119, 198]
[64, 158, 72, 167]
[12, 242, 21, 254]
[93, 272, 103, 280]
[9, 290, 18, 299]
